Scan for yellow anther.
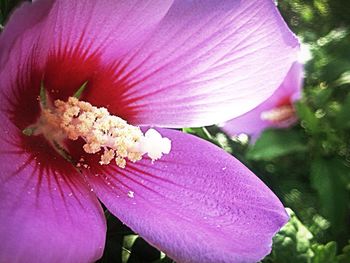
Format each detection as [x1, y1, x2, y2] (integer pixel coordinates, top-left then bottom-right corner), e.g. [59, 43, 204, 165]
[30, 96, 171, 168]
[115, 156, 126, 168]
[100, 149, 115, 165]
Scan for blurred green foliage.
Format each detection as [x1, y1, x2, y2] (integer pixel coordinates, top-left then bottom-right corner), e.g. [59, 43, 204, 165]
[255, 0, 350, 261]
[263, 209, 350, 263]
[1, 0, 349, 262]
[246, 129, 307, 161]
[279, 0, 350, 42]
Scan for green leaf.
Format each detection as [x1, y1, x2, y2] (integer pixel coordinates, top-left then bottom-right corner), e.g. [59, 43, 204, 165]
[182, 127, 221, 147]
[264, 209, 347, 263]
[122, 235, 138, 263]
[247, 129, 307, 161]
[295, 101, 320, 134]
[310, 158, 350, 240]
[313, 87, 333, 107]
[53, 141, 75, 165]
[182, 127, 213, 141]
[264, 208, 314, 263]
[338, 241, 350, 263]
[73, 81, 88, 99]
[334, 71, 350, 86]
[22, 127, 36, 136]
[40, 80, 47, 108]
[335, 92, 350, 128]
[311, 242, 338, 263]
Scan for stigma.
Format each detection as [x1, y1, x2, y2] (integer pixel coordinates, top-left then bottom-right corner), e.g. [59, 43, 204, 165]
[27, 96, 171, 168]
[260, 104, 295, 124]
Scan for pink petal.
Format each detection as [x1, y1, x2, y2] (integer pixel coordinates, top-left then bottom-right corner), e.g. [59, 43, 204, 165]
[0, 115, 106, 263]
[1, 0, 299, 129]
[0, 0, 54, 67]
[85, 128, 288, 263]
[222, 62, 303, 139]
[0, 0, 54, 99]
[38, 0, 174, 62]
[110, 0, 300, 127]
[0, 0, 174, 125]
[0, 0, 173, 65]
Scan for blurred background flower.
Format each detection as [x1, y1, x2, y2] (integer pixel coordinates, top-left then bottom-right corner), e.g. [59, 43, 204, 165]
[222, 62, 303, 141]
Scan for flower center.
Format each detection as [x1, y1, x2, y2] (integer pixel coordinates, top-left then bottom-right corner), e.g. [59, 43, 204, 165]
[24, 96, 171, 168]
[260, 104, 295, 124]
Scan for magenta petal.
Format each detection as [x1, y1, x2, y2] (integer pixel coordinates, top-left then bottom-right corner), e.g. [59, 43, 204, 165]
[1, 0, 298, 128]
[0, 0, 54, 67]
[0, 0, 174, 66]
[0, 116, 106, 263]
[222, 62, 303, 139]
[118, 0, 300, 127]
[40, 0, 174, 61]
[0, 0, 174, 98]
[86, 129, 288, 263]
[0, 0, 54, 93]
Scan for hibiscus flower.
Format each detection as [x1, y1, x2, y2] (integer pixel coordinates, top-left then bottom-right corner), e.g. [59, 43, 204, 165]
[222, 62, 303, 140]
[0, 0, 299, 262]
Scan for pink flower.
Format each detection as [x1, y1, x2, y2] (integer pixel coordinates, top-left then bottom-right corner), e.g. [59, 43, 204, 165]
[0, 1, 299, 262]
[222, 62, 303, 140]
